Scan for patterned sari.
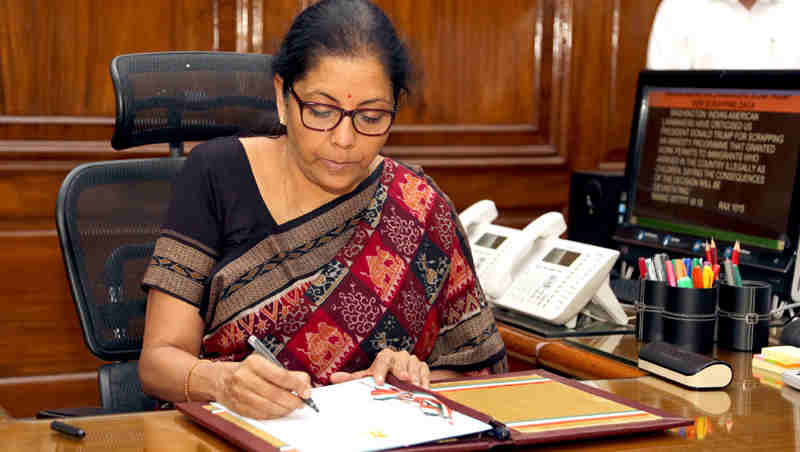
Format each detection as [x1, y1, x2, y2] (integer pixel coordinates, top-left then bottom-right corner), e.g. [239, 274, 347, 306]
[143, 140, 506, 384]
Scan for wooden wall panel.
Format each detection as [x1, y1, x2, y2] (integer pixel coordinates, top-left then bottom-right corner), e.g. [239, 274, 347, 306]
[0, 0, 217, 117]
[258, 0, 303, 53]
[0, 373, 98, 418]
[376, 0, 537, 126]
[0, 0, 664, 417]
[606, 0, 662, 162]
[0, 232, 106, 378]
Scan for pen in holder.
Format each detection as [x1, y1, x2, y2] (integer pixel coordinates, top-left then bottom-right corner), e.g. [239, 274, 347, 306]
[717, 280, 771, 352]
[636, 280, 668, 343]
[662, 284, 718, 355]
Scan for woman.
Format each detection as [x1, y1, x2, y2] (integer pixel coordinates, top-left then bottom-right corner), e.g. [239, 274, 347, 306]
[139, 0, 507, 420]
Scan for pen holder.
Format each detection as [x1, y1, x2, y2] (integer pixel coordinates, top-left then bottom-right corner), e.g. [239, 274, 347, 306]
[716, 280, 772, 352]
[635, 280, 668, 343]
[662, 285, 718, 355]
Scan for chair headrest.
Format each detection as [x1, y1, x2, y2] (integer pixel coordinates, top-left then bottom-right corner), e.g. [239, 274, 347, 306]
[110, 51, 279, 150]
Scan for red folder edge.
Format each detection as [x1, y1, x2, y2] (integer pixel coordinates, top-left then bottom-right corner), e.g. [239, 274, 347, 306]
[177, 369, 693, 451]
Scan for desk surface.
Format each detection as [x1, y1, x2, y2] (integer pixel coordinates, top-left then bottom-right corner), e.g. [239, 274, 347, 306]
[3, 326, 796, 451]
[2, 346, 798, 452]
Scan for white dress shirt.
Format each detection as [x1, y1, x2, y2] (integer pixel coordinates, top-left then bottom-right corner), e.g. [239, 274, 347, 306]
[647, 0, 800, 69]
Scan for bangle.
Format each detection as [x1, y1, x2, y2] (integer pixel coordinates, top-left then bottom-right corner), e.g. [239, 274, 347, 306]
[184, 359, 210, 403]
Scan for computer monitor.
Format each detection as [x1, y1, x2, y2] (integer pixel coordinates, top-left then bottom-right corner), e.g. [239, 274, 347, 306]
[615, 70, 800, 295]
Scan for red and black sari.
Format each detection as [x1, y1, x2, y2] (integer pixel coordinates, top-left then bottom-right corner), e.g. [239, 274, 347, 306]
[143, 137, 507, 385]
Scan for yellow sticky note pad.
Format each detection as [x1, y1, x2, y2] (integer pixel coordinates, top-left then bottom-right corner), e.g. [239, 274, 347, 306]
[762, 346, 800, 367]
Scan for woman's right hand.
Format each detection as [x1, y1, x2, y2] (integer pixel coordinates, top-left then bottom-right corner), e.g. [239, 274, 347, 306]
[214, 354, 313, 420]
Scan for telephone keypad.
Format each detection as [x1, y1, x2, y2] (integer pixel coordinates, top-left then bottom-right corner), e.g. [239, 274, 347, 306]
[502, 252, 602, 321]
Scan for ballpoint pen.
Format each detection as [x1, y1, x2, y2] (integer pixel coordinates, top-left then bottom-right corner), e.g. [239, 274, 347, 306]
[247, 335, 320, 413]
[51, 420, 86, 439]
[723, 259, 735, 286]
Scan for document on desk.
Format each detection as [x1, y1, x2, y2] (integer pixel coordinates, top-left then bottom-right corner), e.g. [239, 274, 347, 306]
[207, 377, 492, 452]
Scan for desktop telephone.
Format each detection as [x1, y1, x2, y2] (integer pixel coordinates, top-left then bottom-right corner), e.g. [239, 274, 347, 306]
[459, 200, 628, 328]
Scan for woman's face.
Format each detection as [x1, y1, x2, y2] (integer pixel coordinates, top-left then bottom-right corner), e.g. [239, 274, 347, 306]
[275, 54, 394, 195]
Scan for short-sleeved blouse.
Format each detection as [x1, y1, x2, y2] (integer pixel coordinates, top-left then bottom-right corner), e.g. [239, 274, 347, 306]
[143, 136, 507, 384]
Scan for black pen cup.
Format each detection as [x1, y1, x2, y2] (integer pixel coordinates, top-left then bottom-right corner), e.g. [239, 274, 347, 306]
[662, 285, 718, 355]
[635, 280, 668, 343]
[717, 280, 772, 352]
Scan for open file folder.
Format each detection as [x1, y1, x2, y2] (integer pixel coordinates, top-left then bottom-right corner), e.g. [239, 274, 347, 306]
[177, 369, 691, 451]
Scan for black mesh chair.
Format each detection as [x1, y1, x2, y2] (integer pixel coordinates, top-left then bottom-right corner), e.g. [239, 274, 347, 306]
[53, 51, 276, 415]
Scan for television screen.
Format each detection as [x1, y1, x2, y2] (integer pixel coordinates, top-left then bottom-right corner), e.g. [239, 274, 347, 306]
[621, 71, 800, 254]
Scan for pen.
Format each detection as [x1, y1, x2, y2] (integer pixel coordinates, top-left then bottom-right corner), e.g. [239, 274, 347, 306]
[50, 420, 85, 439]
[732, 263, 743, 287]
[645, 258, 657, 281]
[723, 259, 735, 286]
[732, 241, 740, 266]
[710, 239, 718, 267]
[653, 254, 666, 282]
[247, 335, 320, 413]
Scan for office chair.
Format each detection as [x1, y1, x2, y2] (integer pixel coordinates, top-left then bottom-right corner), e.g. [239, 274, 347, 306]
[53, 51, 276, 415]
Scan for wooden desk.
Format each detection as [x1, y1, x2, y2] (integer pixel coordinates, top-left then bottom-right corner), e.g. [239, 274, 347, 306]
[498, 323, 646, 379]
[4, 324, 795, 450]
[1, 352, 793, 452]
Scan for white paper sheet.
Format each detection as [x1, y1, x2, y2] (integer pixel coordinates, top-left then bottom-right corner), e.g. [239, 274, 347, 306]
[211, 377, 491, 452]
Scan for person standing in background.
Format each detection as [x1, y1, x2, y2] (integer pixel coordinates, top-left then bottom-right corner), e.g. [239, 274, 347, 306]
[647, 0, 800, 69]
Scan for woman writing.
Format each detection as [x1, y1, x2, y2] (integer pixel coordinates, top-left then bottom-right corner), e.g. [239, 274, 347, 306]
[139, 0, 507, 420]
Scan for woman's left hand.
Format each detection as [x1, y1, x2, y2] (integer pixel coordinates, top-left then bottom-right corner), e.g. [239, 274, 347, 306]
[329, 349, 430, 388]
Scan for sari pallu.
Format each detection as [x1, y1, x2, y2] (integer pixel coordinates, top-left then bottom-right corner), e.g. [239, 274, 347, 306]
[147, 157, 506, 384]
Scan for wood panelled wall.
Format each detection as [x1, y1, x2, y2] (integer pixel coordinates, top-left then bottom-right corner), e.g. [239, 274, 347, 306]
[0, 0, 661, 417]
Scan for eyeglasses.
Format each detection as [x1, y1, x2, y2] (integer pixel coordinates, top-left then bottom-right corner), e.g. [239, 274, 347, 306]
[289, 86, 396, 136]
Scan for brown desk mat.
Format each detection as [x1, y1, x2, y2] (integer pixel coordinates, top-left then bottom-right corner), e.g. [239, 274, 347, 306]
[177, 369, 691, 452]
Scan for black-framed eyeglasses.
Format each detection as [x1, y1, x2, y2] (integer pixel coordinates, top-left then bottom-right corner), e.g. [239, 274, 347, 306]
[289, 86, 396, 136]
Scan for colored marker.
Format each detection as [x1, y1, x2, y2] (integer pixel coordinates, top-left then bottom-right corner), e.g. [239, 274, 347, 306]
[691, 264, 703, 289]
[703, 264, 714, 289]
[665, 259, 677, 287]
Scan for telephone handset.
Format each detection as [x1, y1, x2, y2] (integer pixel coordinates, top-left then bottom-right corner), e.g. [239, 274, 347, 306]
[460, 200, 628, 327]
[459, 199, 498, 238]
[480, 212, 567, 298]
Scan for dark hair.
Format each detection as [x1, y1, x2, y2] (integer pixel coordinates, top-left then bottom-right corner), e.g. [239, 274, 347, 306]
[269, 0, 413, 135]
